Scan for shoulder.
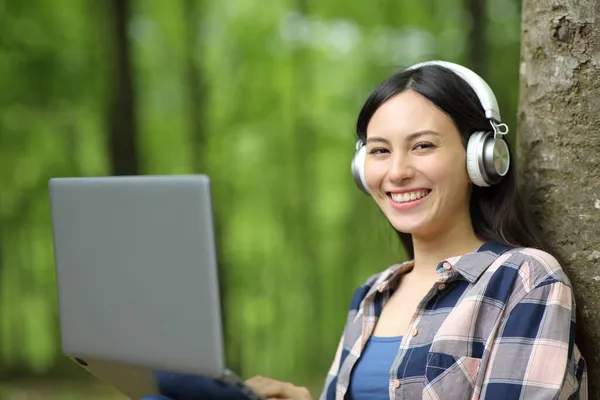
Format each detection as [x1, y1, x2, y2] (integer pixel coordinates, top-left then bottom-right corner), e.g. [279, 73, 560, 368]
[502, 246, 572, 290]
[492, 247, 576, 310]
[348, 261, 411, 312]
[346, 270, 386, 312]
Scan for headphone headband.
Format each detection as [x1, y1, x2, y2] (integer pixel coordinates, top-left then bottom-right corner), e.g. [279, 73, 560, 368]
[407, 61, 502, 123]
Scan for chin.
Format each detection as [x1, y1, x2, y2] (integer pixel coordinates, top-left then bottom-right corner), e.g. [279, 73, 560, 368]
[383, 204, 438, 237]
[388, 220, 426, 236]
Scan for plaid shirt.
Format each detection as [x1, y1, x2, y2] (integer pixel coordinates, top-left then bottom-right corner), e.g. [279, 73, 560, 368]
[319, 242, 587, 399]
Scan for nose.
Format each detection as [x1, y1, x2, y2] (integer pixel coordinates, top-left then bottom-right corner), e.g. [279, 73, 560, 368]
[387, 153, 415, 183]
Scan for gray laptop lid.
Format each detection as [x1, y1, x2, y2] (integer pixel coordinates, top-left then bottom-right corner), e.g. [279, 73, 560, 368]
[49, 175, 225, 378]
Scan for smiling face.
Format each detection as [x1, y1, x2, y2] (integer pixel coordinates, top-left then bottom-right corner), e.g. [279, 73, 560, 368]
[363, 89, 473, 238]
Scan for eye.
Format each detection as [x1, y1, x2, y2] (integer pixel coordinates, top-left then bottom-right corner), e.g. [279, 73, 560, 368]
[413, 142, 436, 151]
[368, 147, 389, 155]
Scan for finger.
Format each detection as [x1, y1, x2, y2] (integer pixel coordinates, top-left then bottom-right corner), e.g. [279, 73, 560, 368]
[245, 375, 267, 387]
[245, 376, 311, 400]
[261, 382, 310, 400]
[245, 375, 276, 393]
[253, 380, 289, 397]
[283, 385, 312, 400]
[292, 386, 312, 400]
[245, 376, 279, 395]
[246, 378, 289, 398]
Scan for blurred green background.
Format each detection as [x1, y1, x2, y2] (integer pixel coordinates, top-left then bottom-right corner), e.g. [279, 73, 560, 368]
[0, 0, 522, 398]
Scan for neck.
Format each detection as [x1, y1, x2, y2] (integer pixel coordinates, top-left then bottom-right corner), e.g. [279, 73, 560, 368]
[411, 218, 485, 272]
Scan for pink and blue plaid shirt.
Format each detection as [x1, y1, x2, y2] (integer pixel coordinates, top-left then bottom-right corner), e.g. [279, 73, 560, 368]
[319, 242, 587, 399]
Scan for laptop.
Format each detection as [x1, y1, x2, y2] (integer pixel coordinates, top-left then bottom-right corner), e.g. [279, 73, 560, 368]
[48, 175, 263, 400]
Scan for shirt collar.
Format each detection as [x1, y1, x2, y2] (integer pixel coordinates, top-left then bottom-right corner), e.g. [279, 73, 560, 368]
[374, 260, 414, 293]
[443, 241, 514, 283]
[372, 241, 514, 295]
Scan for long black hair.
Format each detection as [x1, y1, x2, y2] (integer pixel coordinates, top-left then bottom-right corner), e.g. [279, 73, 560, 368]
[356, 65, 550, 258]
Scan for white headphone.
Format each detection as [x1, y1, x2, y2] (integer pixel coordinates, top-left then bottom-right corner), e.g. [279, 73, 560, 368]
[351, 60, 510, 195]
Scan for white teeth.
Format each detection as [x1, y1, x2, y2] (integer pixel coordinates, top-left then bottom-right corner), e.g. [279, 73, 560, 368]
[391, 190, 429, 203]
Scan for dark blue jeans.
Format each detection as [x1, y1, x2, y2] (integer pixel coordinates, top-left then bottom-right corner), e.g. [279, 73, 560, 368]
[139, 371, 252, 400]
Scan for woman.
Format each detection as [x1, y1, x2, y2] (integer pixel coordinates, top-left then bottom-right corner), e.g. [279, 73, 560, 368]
[144, 61, 588, 399]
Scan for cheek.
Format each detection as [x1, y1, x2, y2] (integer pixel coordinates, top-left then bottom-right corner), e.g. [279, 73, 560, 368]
[426, 154, 469, 187]
[364, 159, 384, 188]
[432, 156, 471, 198]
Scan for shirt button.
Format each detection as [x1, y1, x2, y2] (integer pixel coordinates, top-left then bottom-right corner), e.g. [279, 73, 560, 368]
[411, 328, 419, 337]
[437, 283, 446, 290]
[443, 262, 452, 270]
[394, 379, 401, 389]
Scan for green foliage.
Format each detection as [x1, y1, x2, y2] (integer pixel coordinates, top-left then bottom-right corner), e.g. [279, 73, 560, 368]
[0, 0, 522, 395]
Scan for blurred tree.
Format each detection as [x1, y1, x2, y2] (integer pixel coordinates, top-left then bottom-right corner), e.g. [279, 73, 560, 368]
[184, 0, 206, 173]
[484, 0, 521, 151]
[465, 0, 486, 75]
[518, 0, 599, 397]
[107, 0, 139, 175]
[289, 0, 322, 370]
[181, 0, 246, 376]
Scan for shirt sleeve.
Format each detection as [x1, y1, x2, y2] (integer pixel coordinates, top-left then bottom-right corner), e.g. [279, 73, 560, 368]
[479, 280, 587, 399]
[318, 331, 345, 400]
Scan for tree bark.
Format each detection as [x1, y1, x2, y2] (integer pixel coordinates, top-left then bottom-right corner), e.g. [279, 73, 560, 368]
[107, 0, 139, 175]
[518, 1, 600, 396]
[465, 0, 486, 76]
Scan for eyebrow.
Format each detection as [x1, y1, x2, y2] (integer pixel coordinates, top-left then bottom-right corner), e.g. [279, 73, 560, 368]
[366, 130, 440, 144]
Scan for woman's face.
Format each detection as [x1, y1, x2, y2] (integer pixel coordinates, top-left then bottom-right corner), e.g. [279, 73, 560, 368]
[363, 89, 472, 238]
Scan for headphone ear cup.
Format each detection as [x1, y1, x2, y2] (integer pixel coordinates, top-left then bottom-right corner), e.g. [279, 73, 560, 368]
[351, 145, 371, 195]
[466, 131, 491, 187]
[488, 136, 510, 178]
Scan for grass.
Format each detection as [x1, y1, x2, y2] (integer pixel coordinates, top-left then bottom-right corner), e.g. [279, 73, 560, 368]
[0, 379, 127, 400]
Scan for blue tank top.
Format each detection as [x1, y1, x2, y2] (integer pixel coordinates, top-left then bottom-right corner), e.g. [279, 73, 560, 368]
[348, 336, 403, 400]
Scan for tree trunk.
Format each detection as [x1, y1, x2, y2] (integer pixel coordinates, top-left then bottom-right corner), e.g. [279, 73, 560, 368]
[465, 0, 486, 76]
[107, 0, 139, 176]
[180, 0, 244, 376]
[183, 0, 206, 174]
[289, 0, 322, 373]
[518, 1, 600, 396]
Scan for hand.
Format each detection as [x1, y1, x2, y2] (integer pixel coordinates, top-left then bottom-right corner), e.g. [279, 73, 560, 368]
[245, 376, 312, 400]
